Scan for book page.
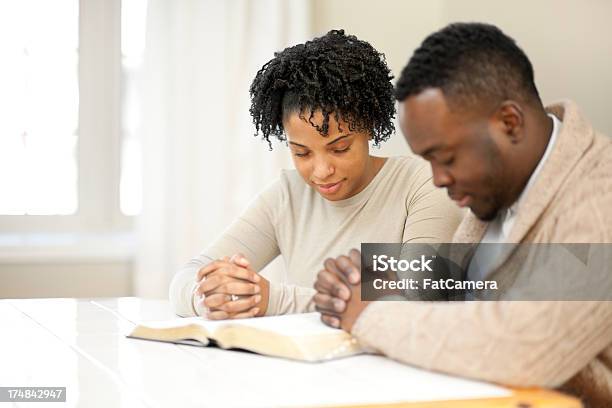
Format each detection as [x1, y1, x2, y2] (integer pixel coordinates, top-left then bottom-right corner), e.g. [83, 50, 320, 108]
[141, 312, 343, 337]
[210, 312, 344, 337]
[133, 313, 343, 337]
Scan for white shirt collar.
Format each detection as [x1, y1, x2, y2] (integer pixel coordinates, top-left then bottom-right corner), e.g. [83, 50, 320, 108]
[482, 113, 561, 243]
[508, 113, 561, 216]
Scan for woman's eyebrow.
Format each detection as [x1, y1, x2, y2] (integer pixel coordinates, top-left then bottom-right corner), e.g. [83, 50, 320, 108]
[326, 134, 352, 146]
[288, 133, 352, 148]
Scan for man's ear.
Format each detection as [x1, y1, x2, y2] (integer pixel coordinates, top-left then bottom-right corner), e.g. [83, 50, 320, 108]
[495, 100, 524, 144]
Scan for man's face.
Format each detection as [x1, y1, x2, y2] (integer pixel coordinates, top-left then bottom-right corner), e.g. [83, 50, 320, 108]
[399, 88, 511, 221]
[283, 110, 372, 201]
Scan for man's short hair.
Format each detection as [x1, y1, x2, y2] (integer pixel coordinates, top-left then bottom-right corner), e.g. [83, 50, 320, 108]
[395, 23, 542, 110]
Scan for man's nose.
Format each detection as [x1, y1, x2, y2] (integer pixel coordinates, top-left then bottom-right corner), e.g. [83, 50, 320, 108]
[431, 165, 453, 188]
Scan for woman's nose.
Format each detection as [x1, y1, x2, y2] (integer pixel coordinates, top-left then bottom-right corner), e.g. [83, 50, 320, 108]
[312, 157, 335, 180]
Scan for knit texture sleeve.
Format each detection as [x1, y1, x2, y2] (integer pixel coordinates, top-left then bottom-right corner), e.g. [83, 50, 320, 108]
[266, 283, 316, 316]
[352, 300, 612, 387]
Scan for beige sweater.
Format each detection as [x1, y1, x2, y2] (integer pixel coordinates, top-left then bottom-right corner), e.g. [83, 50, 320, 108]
[352, 101, 612, 407]
[169, 156, 463, 317]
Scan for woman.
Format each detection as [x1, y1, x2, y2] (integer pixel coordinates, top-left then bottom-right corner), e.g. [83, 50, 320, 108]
[169, 30, 462, 319]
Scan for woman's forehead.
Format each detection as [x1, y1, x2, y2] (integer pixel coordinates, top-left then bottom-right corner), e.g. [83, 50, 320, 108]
[284, 111, 357, 145]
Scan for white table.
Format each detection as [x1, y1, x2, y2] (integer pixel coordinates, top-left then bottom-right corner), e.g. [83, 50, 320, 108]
[0, 298, 532, 407]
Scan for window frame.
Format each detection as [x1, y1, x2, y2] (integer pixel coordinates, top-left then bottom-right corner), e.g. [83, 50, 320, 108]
[0, 0, 131, 234]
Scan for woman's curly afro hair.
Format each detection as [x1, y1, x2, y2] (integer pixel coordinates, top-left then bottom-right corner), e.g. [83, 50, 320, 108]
[249, 29, 395, 149]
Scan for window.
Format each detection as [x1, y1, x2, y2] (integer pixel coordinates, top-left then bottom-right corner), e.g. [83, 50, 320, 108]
[0, 0, 144, 234]
[120, 0, 147, 216]
[0, 1, 79, 216]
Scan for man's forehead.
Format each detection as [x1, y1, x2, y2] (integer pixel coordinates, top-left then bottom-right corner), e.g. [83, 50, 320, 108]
[399, 89, 452, 154]
[401, 88, 450, 124]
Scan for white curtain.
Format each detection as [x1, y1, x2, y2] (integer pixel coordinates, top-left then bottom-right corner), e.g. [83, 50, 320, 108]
[133, 0, 312, 298]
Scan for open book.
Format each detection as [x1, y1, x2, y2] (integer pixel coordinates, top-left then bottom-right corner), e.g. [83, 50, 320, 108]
[127, 312, 363, 362]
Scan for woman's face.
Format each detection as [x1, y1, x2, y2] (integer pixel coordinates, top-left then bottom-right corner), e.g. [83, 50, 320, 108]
[283, 110, 375, 201]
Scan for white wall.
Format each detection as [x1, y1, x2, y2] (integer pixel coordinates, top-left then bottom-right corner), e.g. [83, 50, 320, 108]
[6, 1, 610, 299]
[313, 0, 612, 157]
[441, 0, 612, 137]
[0, 262, 132, 298]
[313, 0, 445, 157]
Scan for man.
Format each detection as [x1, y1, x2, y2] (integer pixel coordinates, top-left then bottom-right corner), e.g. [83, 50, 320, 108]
[313, 23, 612, 406]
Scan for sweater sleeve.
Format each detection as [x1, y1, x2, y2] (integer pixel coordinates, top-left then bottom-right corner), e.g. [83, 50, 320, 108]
[266, 283, 316, 316]
[169, 180, 282, 317]
[402, 162, 464, 244]
[352, 300, 612, 388]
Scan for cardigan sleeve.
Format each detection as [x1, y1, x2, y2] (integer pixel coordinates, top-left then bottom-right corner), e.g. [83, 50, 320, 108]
[351, 300, 612, 387]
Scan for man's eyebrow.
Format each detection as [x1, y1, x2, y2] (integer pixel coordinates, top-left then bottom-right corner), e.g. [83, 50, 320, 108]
[288, 134, 353, 148]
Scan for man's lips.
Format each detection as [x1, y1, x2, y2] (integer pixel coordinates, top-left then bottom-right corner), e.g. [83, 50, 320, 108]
[449, 193, 472, 208]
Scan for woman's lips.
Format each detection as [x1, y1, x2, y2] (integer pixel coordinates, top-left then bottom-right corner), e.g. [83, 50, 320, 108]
[315, 180, 344, 195]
